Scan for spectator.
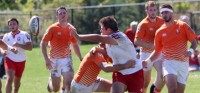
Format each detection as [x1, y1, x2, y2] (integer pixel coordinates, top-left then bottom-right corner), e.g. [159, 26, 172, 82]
[178, 15, 190, 24]
[189, 50, 200, 72]
[124, 21, 140, 58]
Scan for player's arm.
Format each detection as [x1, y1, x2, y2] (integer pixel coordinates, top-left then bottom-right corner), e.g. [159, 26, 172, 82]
[72, 42, 83, 61]
[142, 50, 161, 68]
[98, 60, 135, 72]
[70, 27, 118, 45]
[40, 40, 53, 70]
[13, 42, 32, 51]
[0, 40, 8, 50]
[184, 39, 198, 57]
[134, 37, 154, 49]
[0, 40, 17, 54]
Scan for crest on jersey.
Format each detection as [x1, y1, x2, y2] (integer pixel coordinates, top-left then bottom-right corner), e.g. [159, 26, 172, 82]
[176, 29, 180, 34]
[149, 28, 154, 31]
[57, 32, 61, 35]
[111, 34, 120, 39]
[162, 33, 167, 37]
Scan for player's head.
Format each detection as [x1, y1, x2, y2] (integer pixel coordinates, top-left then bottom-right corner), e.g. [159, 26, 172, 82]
[8, 18, 19, 32]
[130, 21, 138, 32]
[160, 4, 173, 22]
[145, 1, 157, 19]
[56, 6, 68, 22]
[179, 15, 190, 24]
[99, 16, 118, 35]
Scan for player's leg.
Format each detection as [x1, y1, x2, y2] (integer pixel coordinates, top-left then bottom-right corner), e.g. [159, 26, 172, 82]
[62, 71, 73, 93]
[111, 72, 127, 93]
[143, 70, 152, 93]
[94, 78, 112, 92]
[50, 76, 61, 92]
[177, 82, 185, 93]
[60, 79, 66, 93]
[13, 61, 25, 93]
[176, 61, 188, 93]
[13, 77, 21, 93]
[4, 58, 16, 93]
[61, 57, 74, 93]
[111, 81, 127, 93]
[5, 69, 15, 93]
[140, 52, 153, 93]
[150, 59, 165, 93]
[164, 74, 177, 93]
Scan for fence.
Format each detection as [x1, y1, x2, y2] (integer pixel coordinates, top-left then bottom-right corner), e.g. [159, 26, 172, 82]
[0, 0, 200, 46]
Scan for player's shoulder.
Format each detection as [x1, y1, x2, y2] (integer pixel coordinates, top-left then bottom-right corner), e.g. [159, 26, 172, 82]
[175, 20, 187, 26]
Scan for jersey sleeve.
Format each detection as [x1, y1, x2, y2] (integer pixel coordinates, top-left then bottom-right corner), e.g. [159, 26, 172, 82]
[23, 32, 32, 43]
[110, 32, 126, 46]
[42, 27, 54, 42]
[135, 22, 146, 39]
[183, 23, 196, 41]
[2, 33, 8, 42]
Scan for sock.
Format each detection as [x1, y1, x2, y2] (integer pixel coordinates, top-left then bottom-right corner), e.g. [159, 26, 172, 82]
[154, 88, 161, 93]
[150, 84, 155, 93]
[61, 87, 65, 90]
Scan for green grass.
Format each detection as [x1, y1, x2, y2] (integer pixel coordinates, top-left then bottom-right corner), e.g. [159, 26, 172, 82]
[1, 44, 200, 93]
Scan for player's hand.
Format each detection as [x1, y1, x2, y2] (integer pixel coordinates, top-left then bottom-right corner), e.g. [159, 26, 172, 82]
[142, 60, 148, 68]
[2, 50, 7, 56]
[183, 51, 192, 57]
[70, 27, 79, 39]
[45, 58, 54, 70]
[10, 48, 18, 54]
[126, 60, 136, 68]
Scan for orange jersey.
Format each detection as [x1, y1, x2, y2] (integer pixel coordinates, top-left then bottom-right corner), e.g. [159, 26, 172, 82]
[155, 20, 196, 62]
[74, 52, 110, 86]
[136, 16, 164, 53]
[42, 22, 77, 58]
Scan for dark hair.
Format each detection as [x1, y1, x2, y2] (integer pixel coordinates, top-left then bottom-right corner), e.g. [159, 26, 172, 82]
[160, 4, 173, 10]
[8, 18, 19, 25]
[56, 6, 68, 15]
[145, 1, 157, 10]
[99, 16, 118, 32]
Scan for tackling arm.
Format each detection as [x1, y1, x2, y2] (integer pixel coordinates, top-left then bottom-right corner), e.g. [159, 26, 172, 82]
[98, 60, 135, 72]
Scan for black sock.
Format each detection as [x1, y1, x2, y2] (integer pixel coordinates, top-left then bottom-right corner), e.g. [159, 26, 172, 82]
[150, 83, 155, 93]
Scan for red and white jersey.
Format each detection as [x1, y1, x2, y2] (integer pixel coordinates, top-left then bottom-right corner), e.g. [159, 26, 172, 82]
[2, 31, 32, 62]
[106, 31, 142, 75]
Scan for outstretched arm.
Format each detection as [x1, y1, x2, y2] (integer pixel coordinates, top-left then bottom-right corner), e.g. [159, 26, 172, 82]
[70, 27, 118, 45]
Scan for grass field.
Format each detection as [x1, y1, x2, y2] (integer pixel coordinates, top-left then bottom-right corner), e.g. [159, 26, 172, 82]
[1, 44, 200, 93]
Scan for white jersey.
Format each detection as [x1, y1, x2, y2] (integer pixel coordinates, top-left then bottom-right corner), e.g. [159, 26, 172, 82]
[2, 31, 32, 62]
[106, 31, 142, 75]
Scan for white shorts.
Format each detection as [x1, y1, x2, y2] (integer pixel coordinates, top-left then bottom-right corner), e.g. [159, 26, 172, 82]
[50, 57, 73, 77]
[162, 60, 189, 84]
[140, 52, 162, 71]
[70, 77, 102, 93]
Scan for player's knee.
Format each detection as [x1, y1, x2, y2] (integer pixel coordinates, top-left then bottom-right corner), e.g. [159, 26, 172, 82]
[52, 87, 60, 92]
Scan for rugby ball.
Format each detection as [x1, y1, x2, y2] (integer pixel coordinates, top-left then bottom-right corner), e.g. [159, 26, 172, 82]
[29, 16, 42, 36]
